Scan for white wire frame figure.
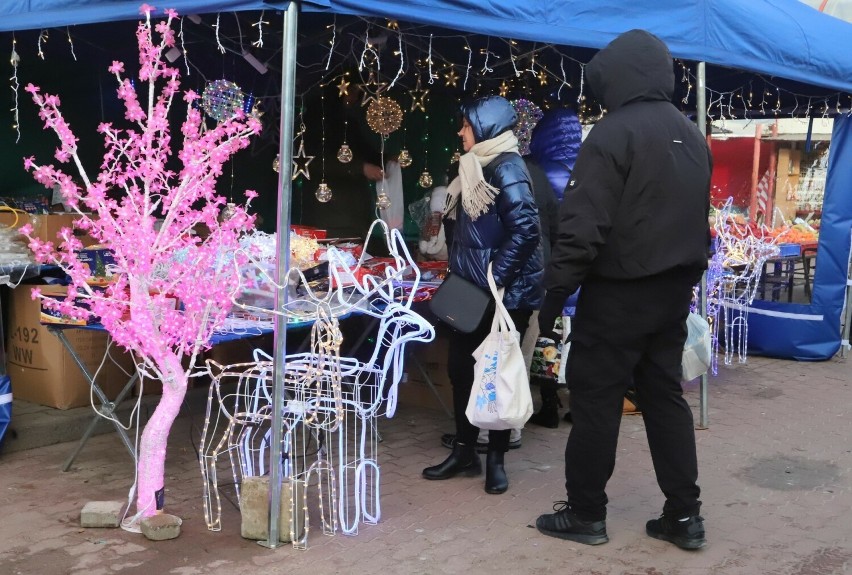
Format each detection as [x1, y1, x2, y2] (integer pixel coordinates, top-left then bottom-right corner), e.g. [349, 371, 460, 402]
[253, 225, 435, 536]
[708, 199, 780, 367]
[200, 220, 434, 546]
[198, 309, 343, 548]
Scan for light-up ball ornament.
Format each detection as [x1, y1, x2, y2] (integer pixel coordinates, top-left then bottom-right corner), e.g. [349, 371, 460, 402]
[219, 202, 237, 223]
[376, 192, 392, 210]
[202, 79, 245, 122]
[336, 144, 353, 164]
[366, 97, 403, 136]
[511, 98, 544, 156]
[418, 170, 433, 188]
[397, 148, 413, 168]
[272, 154, 281, 173]
[316, 182, 333, 203]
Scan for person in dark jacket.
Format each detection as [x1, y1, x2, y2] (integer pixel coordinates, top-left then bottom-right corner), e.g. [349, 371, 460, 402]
[534, 30, 711, 549]
[423, 95, 543, 495]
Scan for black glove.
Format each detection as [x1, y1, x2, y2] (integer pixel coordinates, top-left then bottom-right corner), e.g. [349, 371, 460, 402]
[538, 290, 566, 340]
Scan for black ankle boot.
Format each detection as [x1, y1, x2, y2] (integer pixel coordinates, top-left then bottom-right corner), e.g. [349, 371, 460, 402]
[529, 385, 561, 429]
[485, 450, 508, 494]
[423, 442, 482, 480]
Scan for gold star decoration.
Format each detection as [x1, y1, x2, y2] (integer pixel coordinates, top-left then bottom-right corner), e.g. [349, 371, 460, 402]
[498, 81, 510, 97]
[537, 70, 548, 86]
[337, 75, 351, 98]
[444, 66, 459, 88]
[359, 71, 388, 107]
[291, 138, 314, 181]
[409, 77, 429, 113]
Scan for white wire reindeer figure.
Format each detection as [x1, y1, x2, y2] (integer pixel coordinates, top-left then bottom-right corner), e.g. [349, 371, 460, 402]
[199, 220, 434, 546]
[707, 199, 780, 368]
[198, 308, 342, 545]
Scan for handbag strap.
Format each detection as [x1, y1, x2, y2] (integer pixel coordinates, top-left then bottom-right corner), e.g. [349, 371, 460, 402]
[486, 262, 517, 334]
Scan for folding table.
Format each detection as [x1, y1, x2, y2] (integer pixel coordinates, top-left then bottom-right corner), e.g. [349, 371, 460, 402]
[51, 324, 273, 472]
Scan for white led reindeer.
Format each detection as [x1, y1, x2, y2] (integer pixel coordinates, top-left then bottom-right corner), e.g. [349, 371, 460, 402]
[198, 220, 434, 548]
[707, 199, 780, 368]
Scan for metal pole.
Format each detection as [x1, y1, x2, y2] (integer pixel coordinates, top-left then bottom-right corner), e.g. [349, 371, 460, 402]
[260, 0, 298, 549]
[696, 61, 709, 429]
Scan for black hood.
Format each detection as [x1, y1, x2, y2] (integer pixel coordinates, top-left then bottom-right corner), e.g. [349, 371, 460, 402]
[587, 29, 674, 112]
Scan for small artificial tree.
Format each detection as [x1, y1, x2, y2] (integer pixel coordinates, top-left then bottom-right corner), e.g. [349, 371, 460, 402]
[21, 5, 262, 521]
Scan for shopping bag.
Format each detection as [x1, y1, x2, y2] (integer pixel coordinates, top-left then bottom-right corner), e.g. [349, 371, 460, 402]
[0, 374, 11, 451]
[466, 263, 534, 430]
[682, 312, 712, 381]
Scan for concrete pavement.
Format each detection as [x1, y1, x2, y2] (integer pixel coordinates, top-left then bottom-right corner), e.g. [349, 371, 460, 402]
[0, 351, 850, 575]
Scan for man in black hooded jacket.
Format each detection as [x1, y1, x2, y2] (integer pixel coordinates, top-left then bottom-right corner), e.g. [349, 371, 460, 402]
[535, 29, 711, 550]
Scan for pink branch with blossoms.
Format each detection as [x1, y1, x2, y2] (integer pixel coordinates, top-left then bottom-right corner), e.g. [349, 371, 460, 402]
[22, 5, 263, 522]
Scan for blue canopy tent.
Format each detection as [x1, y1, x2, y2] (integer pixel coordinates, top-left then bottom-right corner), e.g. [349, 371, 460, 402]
[3, 0, 852, 544]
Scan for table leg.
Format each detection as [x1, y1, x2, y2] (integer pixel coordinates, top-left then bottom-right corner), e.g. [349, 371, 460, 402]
[50, 328, 139, 471]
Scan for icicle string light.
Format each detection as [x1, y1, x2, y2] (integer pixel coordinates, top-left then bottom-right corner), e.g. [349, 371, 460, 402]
[10, 35, 20, 143]
[214, 13, 226, 54]
[66, 27, 77, 61]
[179, 16, 190, 76]
[252, 10, 268, 48]
[389, 29, 404, 89]
[324, 18, 336, 71]
[37, 30, 48, 60]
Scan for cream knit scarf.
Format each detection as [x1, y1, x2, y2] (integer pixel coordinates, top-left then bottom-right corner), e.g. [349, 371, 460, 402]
[444, 130, 519, 221]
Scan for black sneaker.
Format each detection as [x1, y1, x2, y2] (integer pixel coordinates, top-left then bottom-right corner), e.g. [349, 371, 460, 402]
[440, 433, 521, 453]
[646, 514, 706, 550]
[535, 502, 609, 545]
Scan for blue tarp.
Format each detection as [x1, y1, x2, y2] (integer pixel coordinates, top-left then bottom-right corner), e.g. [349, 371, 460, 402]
[747, 114, 852, 360]
[3, 0, 852, 93]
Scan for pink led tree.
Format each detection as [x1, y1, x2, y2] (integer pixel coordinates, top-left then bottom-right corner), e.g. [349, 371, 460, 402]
[21, 5, 262, 521]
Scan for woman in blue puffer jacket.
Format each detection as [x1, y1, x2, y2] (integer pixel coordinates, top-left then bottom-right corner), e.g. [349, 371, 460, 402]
[423, 95, 543, 495]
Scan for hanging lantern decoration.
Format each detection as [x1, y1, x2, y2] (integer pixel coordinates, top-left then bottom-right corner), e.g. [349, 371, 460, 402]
[366, 97, 403, 136]
[397, 148, 413, 168]
[272, 154, 281, 173]
[218, 202, 237, 223]
[418, 170, 433, 188]
[376, 192, 392, 210]
[201, 79, 245, 122]
[336, 144, 353, 163]
[315, 182, 333, 203]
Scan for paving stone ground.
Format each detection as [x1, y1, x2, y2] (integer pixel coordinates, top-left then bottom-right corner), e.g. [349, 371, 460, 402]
[1, 352, 850, 575]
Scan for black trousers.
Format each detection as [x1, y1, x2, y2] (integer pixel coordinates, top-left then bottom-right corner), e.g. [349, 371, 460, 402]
[448, 308, 532, 453]
[564, 269, 702, 521]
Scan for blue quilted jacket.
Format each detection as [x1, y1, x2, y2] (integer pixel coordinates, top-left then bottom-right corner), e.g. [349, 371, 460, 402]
[448, 96, 544, 310]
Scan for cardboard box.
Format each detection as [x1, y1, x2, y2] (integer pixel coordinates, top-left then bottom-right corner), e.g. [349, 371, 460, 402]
[76, 247, 118, 285]
[6, 286, 136, 409]
[0, 212, 96, 246]
[39, 284, 97, 326]
[399, 329, 454, 412]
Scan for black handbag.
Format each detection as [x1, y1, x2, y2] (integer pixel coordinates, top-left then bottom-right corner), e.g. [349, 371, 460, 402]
[428, 272, 494, 333]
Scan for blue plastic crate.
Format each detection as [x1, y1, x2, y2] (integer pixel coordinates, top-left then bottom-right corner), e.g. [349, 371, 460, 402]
[778, 243, 802, 257]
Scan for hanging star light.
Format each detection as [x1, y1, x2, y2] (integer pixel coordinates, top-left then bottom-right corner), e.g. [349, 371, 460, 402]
[498, 80, 510, 98]
[291, 138, 314, 181]
[537, 70, 548, 86]
[358, 71, 387, 108]
[444, 66, 459, 88]
[409, 77, 429, 113]
[337, 75, 351, 98]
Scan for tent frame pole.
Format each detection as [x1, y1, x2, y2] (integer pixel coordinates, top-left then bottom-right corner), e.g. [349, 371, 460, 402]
[696, 61, 709, 430]
[260, 0, 299, 550]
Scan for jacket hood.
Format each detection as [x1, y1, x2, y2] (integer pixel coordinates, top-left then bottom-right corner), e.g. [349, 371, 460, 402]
[587, 29, 674, 112]
[462, 96, 517, 142]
